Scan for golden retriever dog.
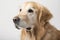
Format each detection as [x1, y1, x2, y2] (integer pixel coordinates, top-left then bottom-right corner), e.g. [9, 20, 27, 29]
[13, 2, 60, 40]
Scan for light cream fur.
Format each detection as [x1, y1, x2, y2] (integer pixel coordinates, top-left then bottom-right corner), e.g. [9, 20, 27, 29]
[13, 2, 60, 40]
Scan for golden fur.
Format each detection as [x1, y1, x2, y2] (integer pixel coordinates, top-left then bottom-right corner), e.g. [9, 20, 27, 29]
[13, 2, 60, 40]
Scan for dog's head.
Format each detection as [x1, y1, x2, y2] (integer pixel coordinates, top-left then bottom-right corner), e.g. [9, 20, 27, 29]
[13, 2, 52, 30]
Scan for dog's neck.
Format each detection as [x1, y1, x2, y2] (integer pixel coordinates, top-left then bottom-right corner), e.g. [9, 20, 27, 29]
[26, 22, 47, 40]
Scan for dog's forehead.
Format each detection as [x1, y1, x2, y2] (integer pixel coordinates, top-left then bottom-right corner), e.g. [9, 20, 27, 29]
[21, 2, 39, 9]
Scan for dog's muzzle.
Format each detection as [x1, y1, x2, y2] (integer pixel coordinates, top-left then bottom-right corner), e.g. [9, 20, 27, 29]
[13, 17, 21, 29]
[13, 17, 32, 30]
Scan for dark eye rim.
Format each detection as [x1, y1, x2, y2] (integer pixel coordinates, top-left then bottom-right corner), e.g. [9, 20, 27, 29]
[20, 9, 22, 12]
[28, 9, 33, 13]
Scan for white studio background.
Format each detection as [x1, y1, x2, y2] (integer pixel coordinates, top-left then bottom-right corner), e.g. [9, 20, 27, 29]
[0, 0, 60, 40]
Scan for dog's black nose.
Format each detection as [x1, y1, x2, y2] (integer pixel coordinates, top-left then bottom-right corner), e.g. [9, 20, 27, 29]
[13, 17, 20, 23]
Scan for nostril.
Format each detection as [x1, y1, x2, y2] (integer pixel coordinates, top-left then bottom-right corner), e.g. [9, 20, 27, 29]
[13, 17, 20, 23]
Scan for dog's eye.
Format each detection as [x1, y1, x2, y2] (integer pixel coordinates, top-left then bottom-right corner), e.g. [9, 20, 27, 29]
[28, 9, 33, 13]
[20, 9, 22, 12]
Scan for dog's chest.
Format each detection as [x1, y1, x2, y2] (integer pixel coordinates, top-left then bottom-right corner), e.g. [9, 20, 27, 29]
[20, 29, 35, 40]
[22, 35, 31, 40]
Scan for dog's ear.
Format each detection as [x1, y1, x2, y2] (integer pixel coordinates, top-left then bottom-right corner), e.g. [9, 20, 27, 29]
[40, 6, 53, 22]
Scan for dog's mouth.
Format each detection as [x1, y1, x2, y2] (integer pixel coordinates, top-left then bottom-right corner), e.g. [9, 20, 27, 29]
[15, 24, 32, 30]
[26, 27, 31, 30]
[15, 24, 21, 30]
